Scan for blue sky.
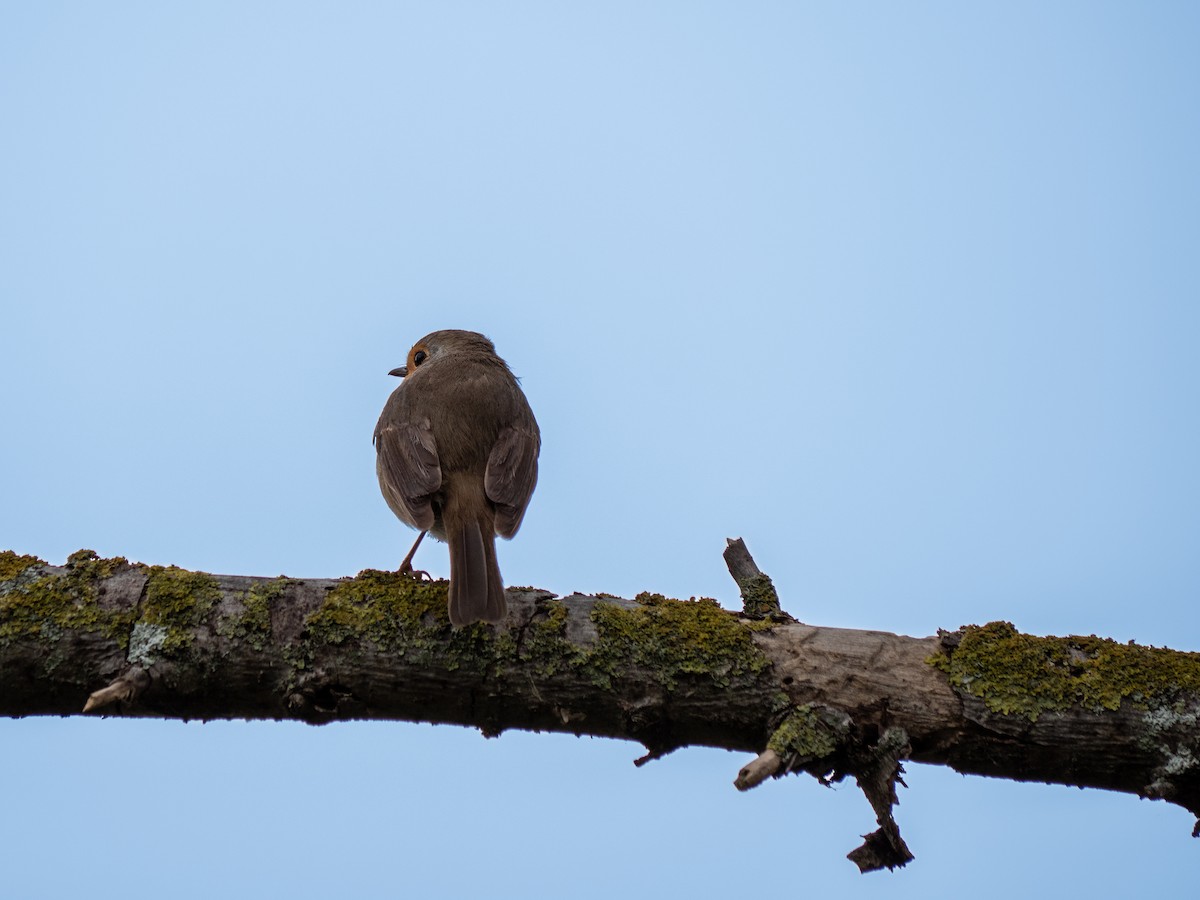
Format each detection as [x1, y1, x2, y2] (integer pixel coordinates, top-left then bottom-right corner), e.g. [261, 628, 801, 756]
[2, 3, 1198, 896]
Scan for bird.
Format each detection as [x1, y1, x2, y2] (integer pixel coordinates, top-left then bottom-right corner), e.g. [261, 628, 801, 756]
[374, 330, 540, 626]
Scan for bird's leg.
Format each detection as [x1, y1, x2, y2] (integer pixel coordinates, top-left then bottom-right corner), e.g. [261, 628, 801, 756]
[398, 530, 432, 581]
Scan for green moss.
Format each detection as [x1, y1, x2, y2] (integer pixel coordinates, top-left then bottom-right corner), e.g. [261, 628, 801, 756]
[67, 549, 98, 567]
[240, 581, 278, 639]
[302, 580, 775, 691]
[514, 592, 775, 690]
[739, 573, 782, 619]
[307, 569, 447, 644]
[0, 554, 296, 665]
[929, 621, 1200, 720]
[0, 550, 136, 650]
[220, 577, 291, 652]
[142, 565, 222, 652]
[585, 593, 771, 691]
[767, 704, 846, 760]
[302, 569, 496, 671]
[0, 551, 45, 582]
[66, 549, 129, 581]
[518, 600, 586, 678]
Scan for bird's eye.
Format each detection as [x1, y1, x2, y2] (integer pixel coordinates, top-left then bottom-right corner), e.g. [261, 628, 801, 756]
[413, 350, 428, 366]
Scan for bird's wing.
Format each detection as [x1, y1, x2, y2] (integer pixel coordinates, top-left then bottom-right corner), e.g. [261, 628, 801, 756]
[374, 417, 441, 531]
[485, 425, 540, 538]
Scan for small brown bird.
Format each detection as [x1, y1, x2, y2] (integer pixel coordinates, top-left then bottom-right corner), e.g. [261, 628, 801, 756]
[374, 330, 540, 626]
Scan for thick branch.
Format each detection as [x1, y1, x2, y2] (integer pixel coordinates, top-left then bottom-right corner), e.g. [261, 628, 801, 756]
[3, 548, 1199, 867]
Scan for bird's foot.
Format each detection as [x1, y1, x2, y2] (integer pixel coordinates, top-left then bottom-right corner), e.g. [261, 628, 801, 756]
[396, 530, 431, 580]
[398, 563, 433, 582]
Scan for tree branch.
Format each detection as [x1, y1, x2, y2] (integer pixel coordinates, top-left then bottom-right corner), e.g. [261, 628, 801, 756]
[3, 547, 1199, 869]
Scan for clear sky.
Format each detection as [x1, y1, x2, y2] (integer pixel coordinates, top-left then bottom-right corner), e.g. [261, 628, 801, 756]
[2, 2, 1198, 896]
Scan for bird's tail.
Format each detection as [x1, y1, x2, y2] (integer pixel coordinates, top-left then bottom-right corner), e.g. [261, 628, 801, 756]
[447, 520, 506, 626]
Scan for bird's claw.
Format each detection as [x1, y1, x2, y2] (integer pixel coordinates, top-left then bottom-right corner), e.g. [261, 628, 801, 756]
[399, 564, 433, 582]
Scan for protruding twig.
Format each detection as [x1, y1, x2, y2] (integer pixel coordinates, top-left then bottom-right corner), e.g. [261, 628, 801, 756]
[736, 705, 849, 790]
[722, 537, 761, 584]
[633, 745, 678, 768]
[722, 537, 791, 621]
[82, 667, 150, 713]
[734, 749, 784, 790]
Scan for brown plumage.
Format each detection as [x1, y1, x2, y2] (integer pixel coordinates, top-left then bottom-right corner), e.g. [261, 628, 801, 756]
[374, 330, 540, 626]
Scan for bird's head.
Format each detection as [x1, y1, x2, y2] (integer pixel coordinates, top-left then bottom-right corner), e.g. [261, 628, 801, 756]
[389, 330, 497, 377]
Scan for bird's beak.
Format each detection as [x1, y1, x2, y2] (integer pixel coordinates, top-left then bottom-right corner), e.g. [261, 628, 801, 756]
[389, 366, 407, 378]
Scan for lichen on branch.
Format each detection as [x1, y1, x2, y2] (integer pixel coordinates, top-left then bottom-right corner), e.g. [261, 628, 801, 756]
[930, 620, 1200, 720]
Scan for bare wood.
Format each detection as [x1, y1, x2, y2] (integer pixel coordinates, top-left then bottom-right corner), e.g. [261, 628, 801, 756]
[2, 547, 1199, 871]
[82, 666, 149, 712]
[722, 536, 764, 587]
[734, 749, 783, 790]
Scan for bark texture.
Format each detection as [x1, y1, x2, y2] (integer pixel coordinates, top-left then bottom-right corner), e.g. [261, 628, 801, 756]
[2, 547, 1199, 871]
